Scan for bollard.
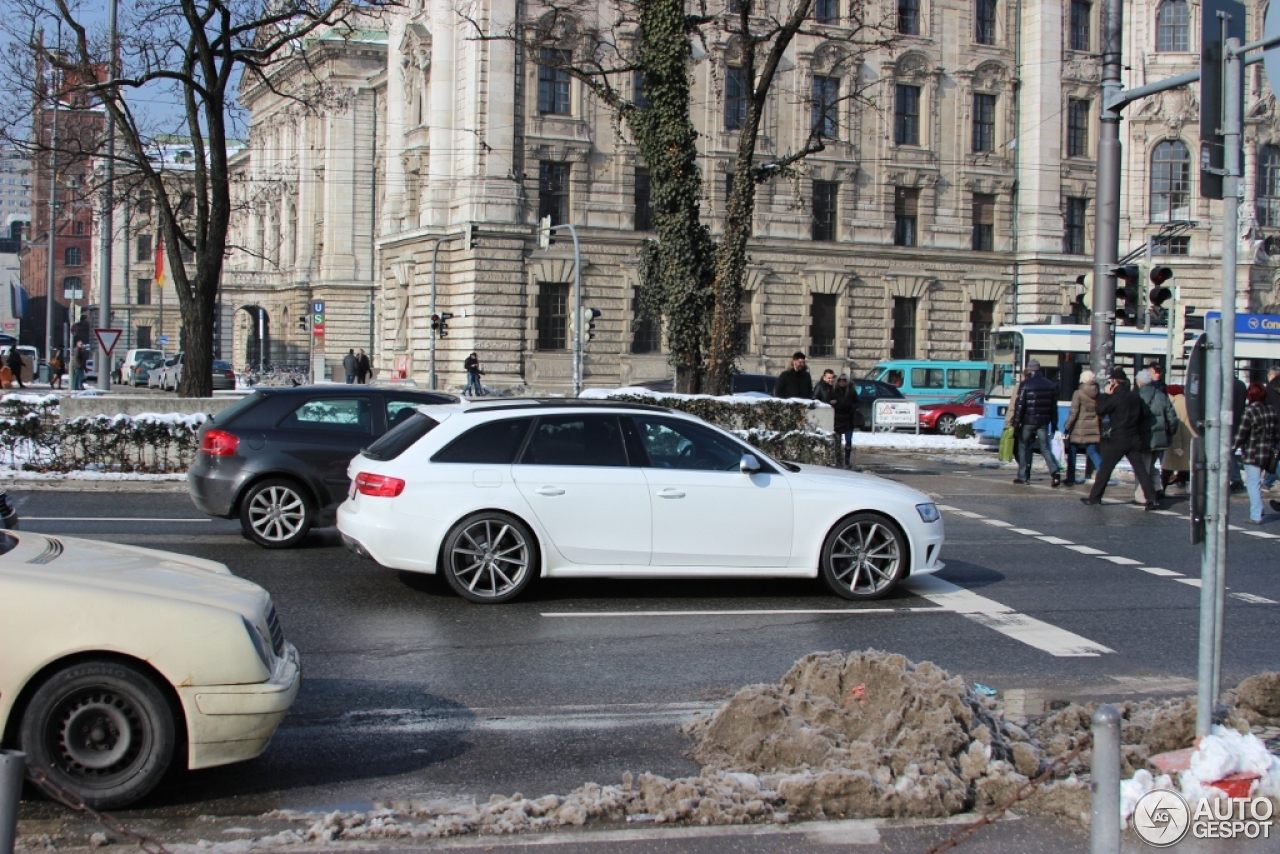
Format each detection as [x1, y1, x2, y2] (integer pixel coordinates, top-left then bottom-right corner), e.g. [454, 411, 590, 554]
[0, 751, 24, 854]
[1090, 705, 1121, 854]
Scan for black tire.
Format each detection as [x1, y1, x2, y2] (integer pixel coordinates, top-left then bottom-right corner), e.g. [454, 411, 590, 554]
[239, 477, 314, 548]
[19, 660, 177, 810]
[819, 512, 908, 600]
[441, 512, 538, 604]
[936, 414, 957, 435]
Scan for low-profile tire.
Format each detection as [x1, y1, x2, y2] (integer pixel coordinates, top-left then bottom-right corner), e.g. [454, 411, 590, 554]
[19, 660, 177, 811]
[935, 414, 957, 435]
[441, 512, 538, 604]
[819, 513, 908, 600]
[239, 477, 314, 548]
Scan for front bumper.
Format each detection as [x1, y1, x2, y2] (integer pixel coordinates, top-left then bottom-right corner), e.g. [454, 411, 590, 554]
[179, 642, 301, 770]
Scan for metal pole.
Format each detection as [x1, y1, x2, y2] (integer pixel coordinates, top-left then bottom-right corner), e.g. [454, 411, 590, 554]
[1142, 237, 1153, 332]
[1090, 705, 1121, 854]
[0, 750, 24, 854]
[1091, 0, 1123, 377]
[42, 27, 60, 372]
[1198, 317, 1224, 735]
[96, 0, 117, 391]
[568, 224, 582, 397]
[257, 306, 264, 372]
[430, 238, 441, 390]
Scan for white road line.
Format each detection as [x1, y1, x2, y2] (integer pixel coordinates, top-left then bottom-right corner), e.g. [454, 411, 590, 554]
[1230, 592, 1279, 605]
[1240, 530, 1280, 539]
[941, 508, 985, 519]
[1098, 556, 1143, 566]
[541, 607, 941, 618]
[1228, 525, 1245, 531]
[23, 516, 212, 523]
[1009, 528, 1043, 535]
[1154, 510, 1181, 516]
[902, 575, 1114, 657]
[1176, 578, 1203, 588]
[1139, 567, 1184, 577]
[982, 519, 1013, 527]
[1065, 545, 1107, 555]
[1037, 536, 1075, 545]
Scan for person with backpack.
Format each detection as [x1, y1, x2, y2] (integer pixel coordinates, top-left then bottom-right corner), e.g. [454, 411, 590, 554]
[1134, 369, 1179, 502]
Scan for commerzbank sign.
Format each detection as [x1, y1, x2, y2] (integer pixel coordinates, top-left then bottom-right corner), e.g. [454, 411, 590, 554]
[1204, 312, 1280, 335]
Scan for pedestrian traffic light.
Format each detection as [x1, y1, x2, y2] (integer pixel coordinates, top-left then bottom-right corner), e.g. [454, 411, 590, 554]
[537, 215, 555, 250]
[431, 314, 440, 334]
[1110, 264, 1140, 326]
[1147, 265, 1174, 326]
[437, 312, 453, 338]
[298, 314, 308, 333]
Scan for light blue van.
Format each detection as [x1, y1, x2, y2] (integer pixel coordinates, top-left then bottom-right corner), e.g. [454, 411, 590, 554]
[863, 360, 992, 405]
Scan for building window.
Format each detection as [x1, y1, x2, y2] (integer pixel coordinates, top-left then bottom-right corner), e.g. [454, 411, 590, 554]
[812, 181, 838, 241]
[726, 66, 748, 130]
[972, 93, 996, 152]
[811, 75, 839, 138]
[1257, 145, 1280, 226]
[633, 71, 648, 109]
[975, 0, 997, 44]
[536, 282, 570, 351]
[135, 325, 152, 349]
[135, 233, 152, 262]
[971, 193, 995, 251]
[136, 278, 151, 306]
[895, 84, 920, 145]
[891, 297, 917, 359]
[1069, 0, 1091, 51]
[1067, 98, 1090, 158]
[738, 290, 754, 352]
[1150, 140, 1191, 223]
[73, 220, 85, 236]
[538, 162, 570, 226]
[969, 300, 995, 360]
[634, 167, 653, 232]
[63, 246, 81, 266]
[810, 293, 838, 357]
[1156, 0, 1189, 52]
[898, 0, 920, 34]
[1064, 196, 1088, 254]
[728, 0, 742, 12]
[894, 187, 919, 247]
[814, 0, 838, 23]
[537, 48, 572, 115]
[631, 295, 661, 354]
[63, 276, 82, 296]
[137, 191, 152, 214]
[1153, 235, 1191, 256]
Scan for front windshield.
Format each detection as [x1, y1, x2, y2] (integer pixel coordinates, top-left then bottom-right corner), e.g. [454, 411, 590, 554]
[988, 332, 1022, 398]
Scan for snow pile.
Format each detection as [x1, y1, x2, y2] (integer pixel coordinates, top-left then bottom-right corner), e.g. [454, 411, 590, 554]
[1230, 671, 1280, 725]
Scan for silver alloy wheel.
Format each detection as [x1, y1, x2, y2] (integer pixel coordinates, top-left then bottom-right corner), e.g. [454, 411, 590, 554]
[448, 518, 530, 600]
[247, 485, 308, 544]
[826, 518, 902, 597]
[936, 414, 957, 435]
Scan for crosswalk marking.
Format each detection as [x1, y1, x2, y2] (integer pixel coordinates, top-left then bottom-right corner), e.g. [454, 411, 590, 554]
[1037, 536, 1074, 545]
[1065, 545, 1107, 555]
[1009, 528, 1043, 535]
[1099, 556, 1143, 565]
[1229, 592, 1278, 605]
[1138, 567, 1183, 577]
[1176, 578, 1203, 588]
[982, 519, 1013, 527]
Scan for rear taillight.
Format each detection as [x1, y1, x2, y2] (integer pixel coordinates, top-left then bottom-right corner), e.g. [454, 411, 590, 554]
[355, 472, 405, 497]
[199, 429, 240, 456]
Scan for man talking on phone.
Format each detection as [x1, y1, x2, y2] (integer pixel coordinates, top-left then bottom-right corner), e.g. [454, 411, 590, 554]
[1081, 367, 1161, 509]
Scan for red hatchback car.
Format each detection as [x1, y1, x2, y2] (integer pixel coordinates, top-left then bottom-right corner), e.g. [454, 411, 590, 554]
[917, 391, 984, 435]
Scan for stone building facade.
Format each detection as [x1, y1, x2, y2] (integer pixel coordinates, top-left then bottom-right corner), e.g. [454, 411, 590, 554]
[222, 0, 1279, 391]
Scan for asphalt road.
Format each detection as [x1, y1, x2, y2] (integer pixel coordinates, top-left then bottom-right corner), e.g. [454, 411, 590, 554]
[9, 456, 1279, 851]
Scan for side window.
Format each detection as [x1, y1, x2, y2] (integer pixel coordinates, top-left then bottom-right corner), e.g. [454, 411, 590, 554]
[432, 417, 533, 464]
[885, 369, 905, 387]
[632, 416, 751, 472]
[519, 415, 629, 467]
[911, 367, 945, 389]
[949, 369, 986, 388]
[386, 398, 427, 431]
[278, 397, 373, 434]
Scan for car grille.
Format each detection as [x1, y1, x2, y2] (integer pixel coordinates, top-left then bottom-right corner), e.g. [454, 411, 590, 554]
[266, 604, 286, 657]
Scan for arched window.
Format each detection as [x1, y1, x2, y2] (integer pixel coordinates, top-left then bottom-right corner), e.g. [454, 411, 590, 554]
[1258, 145, 1280, 226]
[1156, 0, 1189, 52]
[1150, 140, 1191, 222]
[63, 246, 81, 266]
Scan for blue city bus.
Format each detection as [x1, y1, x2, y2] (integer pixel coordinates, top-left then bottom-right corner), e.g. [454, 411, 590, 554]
[972, 319, 1280, 443]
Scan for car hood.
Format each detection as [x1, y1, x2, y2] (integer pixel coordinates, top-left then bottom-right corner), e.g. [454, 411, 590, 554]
[0, 531, 268, 612]
[786, 463, 933, 503]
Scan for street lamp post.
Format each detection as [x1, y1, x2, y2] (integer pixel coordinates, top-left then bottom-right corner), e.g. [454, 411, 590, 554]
[96, 0, 117, 391]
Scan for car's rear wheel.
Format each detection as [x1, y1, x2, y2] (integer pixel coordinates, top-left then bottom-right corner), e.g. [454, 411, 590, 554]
[820, 513, 907, 600]
[240, 478, 313, 548]
[19, 660, 176, 810]
[935, 414, 957, 435]
[442, 512, 537, 604]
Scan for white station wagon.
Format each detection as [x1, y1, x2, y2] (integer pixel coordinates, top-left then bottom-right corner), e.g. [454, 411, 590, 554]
[338, 400, 945, 603]
[0, 531, 300, 809]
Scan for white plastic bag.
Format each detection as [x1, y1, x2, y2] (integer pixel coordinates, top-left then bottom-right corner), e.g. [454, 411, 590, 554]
[1050, 432, 1066, 463]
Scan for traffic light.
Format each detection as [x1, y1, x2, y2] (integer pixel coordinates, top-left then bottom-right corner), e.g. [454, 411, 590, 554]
[1110, 264, 1140, 326]
[537, 215, 555, 250]
[582, 307, 600, 341]
[298, 314, 308, 333]
[1148, 265, 1174, 326]
[431, 314, 440, 335]
[436, 312, 453, 337]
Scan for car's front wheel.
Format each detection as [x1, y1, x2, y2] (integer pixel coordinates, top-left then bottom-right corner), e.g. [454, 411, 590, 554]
[240, 478, 314, 548]
[441, 512, 537, 603]
[820, 513, 907, 600]
[19, 660, 177, 810]
[935, 414, 957, 435]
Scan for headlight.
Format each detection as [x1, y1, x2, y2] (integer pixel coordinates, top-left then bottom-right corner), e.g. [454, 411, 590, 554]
[242, 616, 274, 669]
[916, 503, 941, 523]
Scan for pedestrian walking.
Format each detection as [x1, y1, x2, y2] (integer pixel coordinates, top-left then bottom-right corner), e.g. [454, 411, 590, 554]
[1134, 369, 1179, 503]
[1233, 382, 1280, 524]
[1145, 362, 1166, 392]
[1011, 359, 1062, 486]
[463, 352, 485, 396]
[1063, 369, 1102, 486]
[5, 347, 24, 389]
[813, 369, 837, 403]
[356, 349, 371, 383]
[1081, 368, 1161, 508]
[71, 342, 88, 391]
[49, 349, 64, 389]
[342, 349, 358, 384]
[773, 352, 813, 399]
[1263, 366, 1280, 491]
[830, 374, 860, 468]
[1160, 384, 1195, 493]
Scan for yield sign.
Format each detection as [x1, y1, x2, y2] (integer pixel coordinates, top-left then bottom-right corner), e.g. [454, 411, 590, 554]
[94, 328, 123, 354]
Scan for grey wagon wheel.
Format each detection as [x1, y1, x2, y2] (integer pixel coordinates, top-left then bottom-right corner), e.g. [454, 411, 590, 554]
[820, 513, 907, 600]
[442, 512, 537, 604]
[936, 414, 957, 435]
[240, 478, 313, 548]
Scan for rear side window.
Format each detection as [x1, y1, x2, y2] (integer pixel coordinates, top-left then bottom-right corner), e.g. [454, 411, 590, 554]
[433, 417, 533, 464]
[519, 415, 629, 467]
[211, 391, 265, 425]
[363, 413, 440, 461]
[279, 397, 373, 434]
[948, 369, 986, 388]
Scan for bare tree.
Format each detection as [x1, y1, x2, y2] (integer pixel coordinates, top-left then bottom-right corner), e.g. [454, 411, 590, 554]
[1, 0, 398, 396]
[468, 0, 892, 393]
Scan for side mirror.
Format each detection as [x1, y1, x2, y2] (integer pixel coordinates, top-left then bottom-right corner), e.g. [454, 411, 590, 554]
[740, 453, 762, 474]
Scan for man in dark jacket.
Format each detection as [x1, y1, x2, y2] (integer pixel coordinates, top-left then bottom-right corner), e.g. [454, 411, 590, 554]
[1082, 368, 1161, 508]
[5, 347, 24, 389]
[813, 369, 837, 403]
[1011, 359, 1062, 486]
[1265, 366, 1280, 490]
[774, 352, 813, 399]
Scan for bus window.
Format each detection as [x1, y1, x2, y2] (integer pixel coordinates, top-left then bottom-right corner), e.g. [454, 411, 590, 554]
[989, 331, 1021, 397]
[948, 369, 987, 389]
[911, 368, 945, 389]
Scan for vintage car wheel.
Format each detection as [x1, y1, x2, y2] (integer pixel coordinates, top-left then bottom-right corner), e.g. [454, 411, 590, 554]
[820, 513, 907, 600]
[240, 478, 313, 548]
[442, 512, 537, 604]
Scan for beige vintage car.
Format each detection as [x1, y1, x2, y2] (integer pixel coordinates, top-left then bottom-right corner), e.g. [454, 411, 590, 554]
[0, 530, 300, 808]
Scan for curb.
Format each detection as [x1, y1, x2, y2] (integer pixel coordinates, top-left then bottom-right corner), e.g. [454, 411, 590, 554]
[2, 479, 188, 493]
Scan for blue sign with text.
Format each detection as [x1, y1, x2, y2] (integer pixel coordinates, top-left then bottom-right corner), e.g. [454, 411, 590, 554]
[1204, 312, 1280, 336]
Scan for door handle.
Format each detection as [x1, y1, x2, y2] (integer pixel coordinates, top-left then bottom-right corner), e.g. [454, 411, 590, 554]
[535, 487, 565, 496]
[657, 489, 686, 499]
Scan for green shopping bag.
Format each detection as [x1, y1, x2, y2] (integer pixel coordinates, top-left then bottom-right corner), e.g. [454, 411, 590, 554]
[998, 426, 1015, 462]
